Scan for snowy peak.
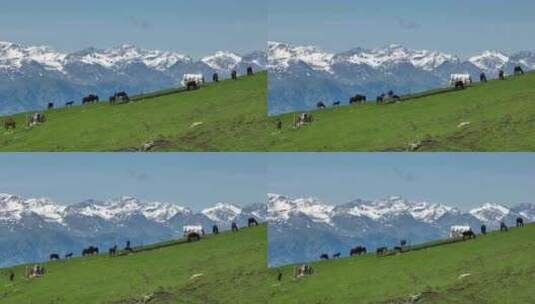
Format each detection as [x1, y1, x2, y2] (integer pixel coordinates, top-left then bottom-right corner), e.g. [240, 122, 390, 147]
[268, 41, 334, 72]
[267, 193, 335, 224]
[0, 193, 66, 224]
[469, 50, 510, 71]
[201, 51, 242, 70]
[469, 203, 511, 222]
[201, 202, 242, 223]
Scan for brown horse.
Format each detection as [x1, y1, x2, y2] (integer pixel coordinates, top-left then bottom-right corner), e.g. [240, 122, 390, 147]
[4, 117, 16, 130]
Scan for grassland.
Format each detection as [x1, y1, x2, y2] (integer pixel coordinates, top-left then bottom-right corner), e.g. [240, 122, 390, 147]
[1, 71, 535, 151]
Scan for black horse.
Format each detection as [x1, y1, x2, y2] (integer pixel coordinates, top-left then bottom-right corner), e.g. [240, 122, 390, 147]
[317, 102, 326, 109]
[247, 67, 254, 76]
[47, 102, 54, 110]
[514, 65, 524, 76]
[376, 247, 388, 256]
[82, 246, 99, 256]
[213, 73, 219, 82]
[110, 91, 130, 104]
[481, 224, 487, 235]
[248, 217, 259, 227]
[82, 94, 99, 104]
[333, 101, 341, 107]
[65, 101, 74, 107]
[498, 70, 505, 80]
[400, 240, 407, 247]
[480, 73, 487, 83]
[350, 246, 367, 256]
[65, 252, 73, 259]
[320, 254, 329, 260]
[517, 217, 524, 227]
[462, 230, 476, 240]
[109, 245, 117, 256]
[49, 253, 60, 261]
[376, 94, 385, 104]
[349, 94, 366, 105]
[231, 70, 238, 80]
[231, 222, 239, 232]
[332, 252, 341, 259]
[213, 225, 219, 234]
[500, 222, 509, 232]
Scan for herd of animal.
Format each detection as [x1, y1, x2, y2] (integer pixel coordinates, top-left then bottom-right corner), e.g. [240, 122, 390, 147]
[318, 217, 526, 262]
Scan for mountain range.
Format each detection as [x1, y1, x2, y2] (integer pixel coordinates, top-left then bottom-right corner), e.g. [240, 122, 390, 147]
[0, 41, 266, 114]
[0, 193, 266, 267]
[268, 42, 535, 114]
[267, 193, 535, 267]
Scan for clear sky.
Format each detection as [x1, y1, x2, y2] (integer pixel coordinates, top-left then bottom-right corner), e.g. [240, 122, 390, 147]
[0, 0, 266, 58]
[0, 153, 267, 210]
[269, 0, 535, 56]
[266, 153, 535, 210]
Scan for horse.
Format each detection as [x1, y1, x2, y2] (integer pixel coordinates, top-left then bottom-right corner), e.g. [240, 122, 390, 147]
[213, 225, 219, 234]
[332, 252, 341, 259]
[317, 102, 326, 109]
[82, 94, 99, 105]
[333, 101, 341, 107]
[400, 240, 407, 247]
[82, 246, 99, 256]
[213, 73, 219, 82]
[514, 66, 524, 76]
[376, 94, 385, 104]
[320, 254, 329, 260]
[231, 222, 239, 232]
[4, 117, 16, 130]
[247, 67, 254, 76]
[110, 91, 129, 104]
[350, 246, 367, 256]
[500, 222, 509, 232]
[65, 101, 74, 107]
[231, 70, 238, 80]
[462, 230, 476, 240]
[480, 224, 487, 235]
[480, 73, 487, 83]
[65, 252, 73, 259]
[376, 247, 388, 256]
[498, 70, 505, 80]
[393, 246, 403, 252]
[517, 217, 524, 227]
[187, 232, 201, 242]
[349, 94, 366, 105]
[49, 253, 60, 261]
[108, 245, 117, 256]
[248, 217, 259, 227]
[47, 102, 54, 110]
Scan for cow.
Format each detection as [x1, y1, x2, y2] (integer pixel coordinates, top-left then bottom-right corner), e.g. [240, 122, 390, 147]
[500, 222, 509, 232]
[110, 91, 129, 104]
[82, 94, 99, 104]
[27, 112, 46, 127]
[480, 73, 487, 83]
[350, 246, 367, 256]
[400, 240, 407, 247]
[82, 246, 99, 256]
[248, 217, 259, 227]
[49, 253, 60, 261]
[320, 254, 329, 260]
[65, 252, 73, 259]
[450, 225, 472, 239]
[393, 246, 403, 252]
[108, 245, 117, 256]
[376, 94, 385, 104]
[499, 70, 505, 80]
[47, 102, 54, 110]
[480, 224, 487, 235]
[317, 101, 326, 109]
[213, 73, 219, 82]
[350, 94, 366, 105]
[333, 101, 341, 107]
[65, 101, 74, 107]
[4, 117, 16, 130]
[514, 65, 524, 76]
[332, 252, 341, 259]
[187, 232, 201, 242]
[181, 74, 204, 90]
[454, 81, 465, 89]
[376, 247, 388, 256]
[231, 222, 239, 232]
[183, 226, 203, 242]
[212, 225, 219, 234]
[462, 230, 476, 240]
[231, 70, 238, 80]
[247, 67, 254, 76]
[516, 217, 524, 228]
[450, 74, 472, 87]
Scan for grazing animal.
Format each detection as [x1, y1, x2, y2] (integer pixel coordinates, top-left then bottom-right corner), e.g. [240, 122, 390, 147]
[499, 70, 505, 80]
[65, 101, 74, 107]
[213, 73, 219, 82]
[187, 232, 201, 242]
[462, 230, 476, 240]
[49, 253, 60, 261]
[350, 246, 367, 256]
[317, 101, 326, 109]
[186, 80, 199, 91]
[481, 224, 487, 235]
[400, 240, 407, 247]
[320, 254, 329, 260]
[182, 74, 204, 90]
[294, 264, 314, 278]
[109, 245, 117, 256]
[394, 246, 403, 252]
[4, 117, 16, 130]
[376, 247, 388, 256]
[276, 119, 282, 130]
[480, 73, 487, 83]
[213, 225, 219, 234]
[294, 112, 313, 128]
[332, 252, 341, 259]
[248, 217, 259, 227]
[82, 94, 99, 104]
[349, 94, 366, 105]
[454, 81, 465, 89]
[110, 91, 129, 104]
[65, 252, 73, 259]
[516, 217, 524, 228]
[391, 94, 401, 101]
[231, 70, 238, 80]
[514, 65, 524, 76]
[376, 94, 385, 104]
[27, 112, 46, 127]
[47, 102, 54, 110]
[247, 67, 254, 76]
[82, 246, 99, 256]
[450, 225, 472, 239]
[500, 222, 509, 232]
[231, 222, 239, 232]
[333, 101, 341, 107]
[450, 74, 472, 87]
[277, 271, 282, 281]
[9, 271, 14, 281]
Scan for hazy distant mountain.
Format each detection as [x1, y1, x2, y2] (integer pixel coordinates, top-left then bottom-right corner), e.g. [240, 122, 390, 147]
[0, 193, 265, 267]
[0, 41, 266, 114]
[268, 42, 535, 114]
[267, 193, 534, 266]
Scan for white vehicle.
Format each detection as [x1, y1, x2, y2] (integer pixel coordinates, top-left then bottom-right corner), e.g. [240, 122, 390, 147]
[183, 225, 203, 237]
[449, 225, 472, 239]
[181, 74, 204, 88]
[450, 74, 472, 87]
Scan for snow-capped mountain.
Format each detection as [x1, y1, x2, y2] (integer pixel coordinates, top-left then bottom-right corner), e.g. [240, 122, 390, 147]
[268, 41, 535, 114]
[268, 194, 534, 266]
[0, 193, 265, 267]
[0, 41, 266, 114]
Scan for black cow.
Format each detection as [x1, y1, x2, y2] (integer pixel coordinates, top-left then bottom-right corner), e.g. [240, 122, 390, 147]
[480, 73, 487, 83]
[454, 81, 465, 89]
[317, 102, 326, 109]
[514, 66, 524, 76]
[47, 102, 54, 110]
[517, 217, 524, 228]
[110, 91, 130, 104]
[109, 245, 117, 256]
[499, 70, 505, 80]
[213, 73, 219, 82]
[393, 246, 403, 252]
[231, 222, 239, 232]
[462, 230, 476, 240]
[213, 225, 219, 234]
[82, 246, 99, 256]
[187, 232, 201, 242]
[320, 254, 329, 260]
[349, 94, 366, 105]
[500, 222, 509, 232]
[248, 217, 259, 227]
[65, 252, 73, 259]
[82, 94, 99, 105]
[185, 80, 199, 91]
[231, 70, 238, 80]
[350, 246, 367, 256]
[247, 67, 254, 76]
[376, 247, 388, 256]
[49, 253, 60, 261]
[481, 224, 487, 235]
[65, 101, 74, 107]
[376, 94, 385, 104]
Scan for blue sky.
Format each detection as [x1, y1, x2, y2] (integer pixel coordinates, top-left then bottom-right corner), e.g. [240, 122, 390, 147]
[266, 153, 535, 210]
[0, 153, 267, 210]
[268, 0, 535, 56]
[0, 0, 266, 58]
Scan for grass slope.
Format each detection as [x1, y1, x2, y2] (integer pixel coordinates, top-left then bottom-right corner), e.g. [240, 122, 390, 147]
[0, 225, 270, 304]
[1, 71, 535, 151]
[270, 224, 535, 303]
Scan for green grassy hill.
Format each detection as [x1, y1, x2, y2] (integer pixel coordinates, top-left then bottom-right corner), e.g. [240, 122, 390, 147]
[0, 225, 270, 304]
[1, 71, 535, 151]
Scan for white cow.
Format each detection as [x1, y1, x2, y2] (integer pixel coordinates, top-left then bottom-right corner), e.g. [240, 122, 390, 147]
[181, 74, 204, 87]
[450, 225, 472, 239]
[183, 225, 203, 237]
[450, 74, 472, 87]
